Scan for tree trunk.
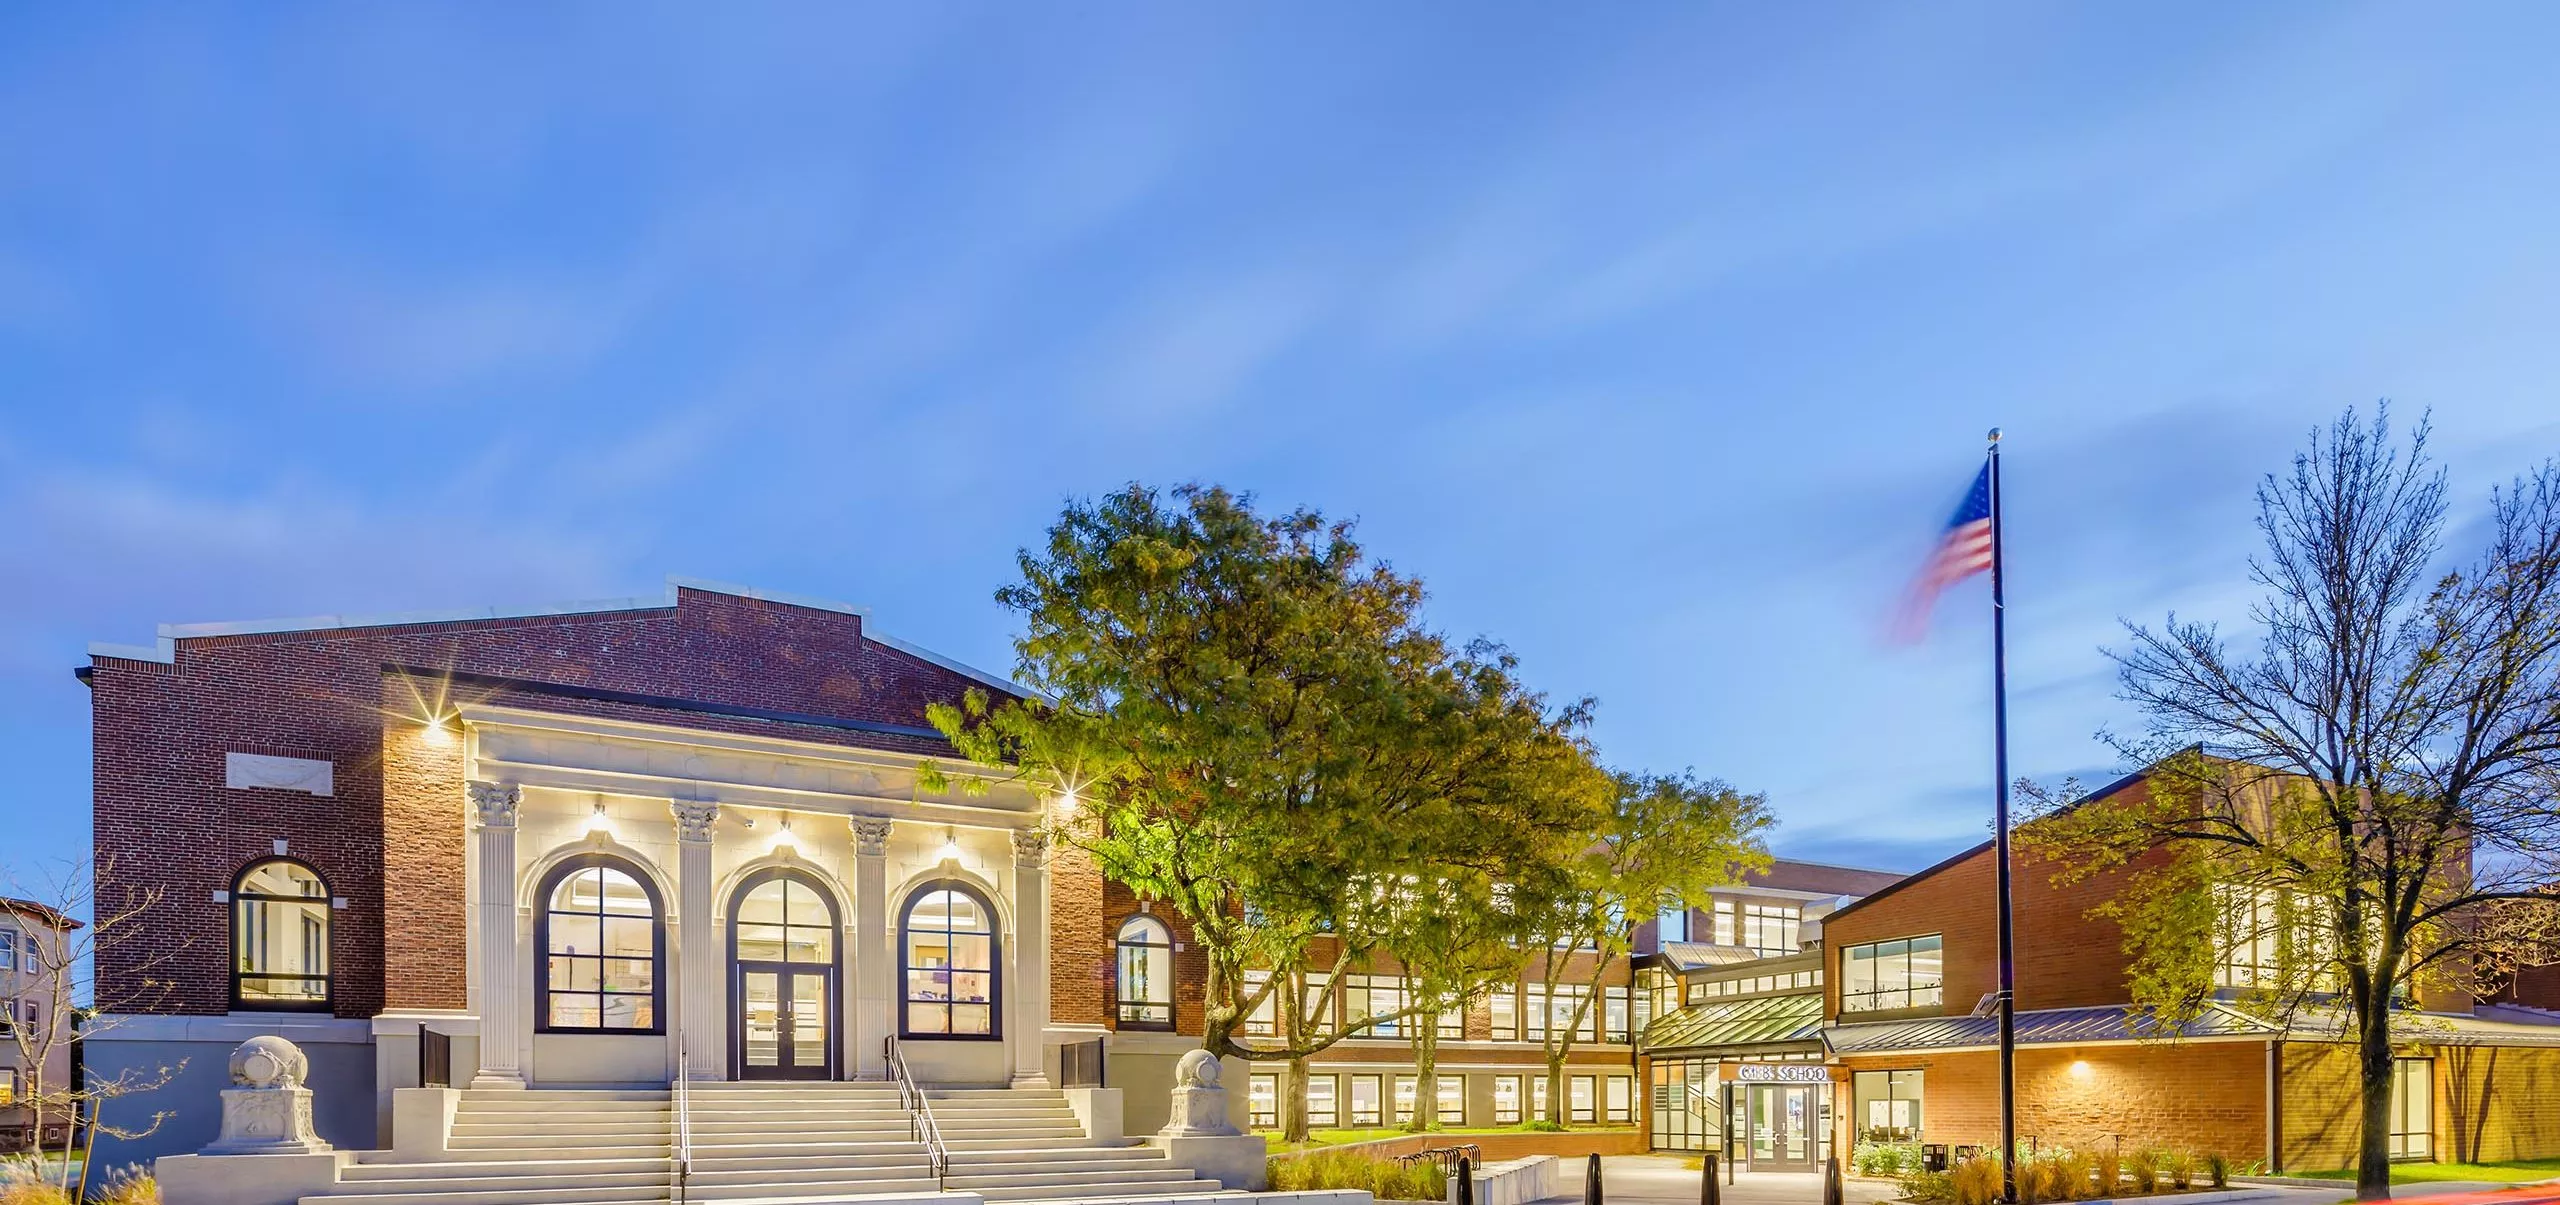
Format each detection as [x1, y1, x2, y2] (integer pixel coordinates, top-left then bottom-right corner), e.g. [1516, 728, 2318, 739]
[1546, 1055, 1569, 1127]
[2355, 999, 2395, 1201]
[1407, 1029, 1439, 1133]
[1285, 1055, 1312, 1144]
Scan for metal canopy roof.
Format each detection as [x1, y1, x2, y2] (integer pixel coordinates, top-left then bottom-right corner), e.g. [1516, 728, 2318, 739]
[1639, 991, 1826, 1053]
[1823, 1004, 2276, 1056]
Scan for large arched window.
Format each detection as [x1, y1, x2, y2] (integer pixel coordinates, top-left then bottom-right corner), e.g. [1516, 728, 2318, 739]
[232, 859, 331, 1010]
[901, 881, 999, 1038]
[536, 855, 664, 1034]
[1115, 914, 1174, 1030]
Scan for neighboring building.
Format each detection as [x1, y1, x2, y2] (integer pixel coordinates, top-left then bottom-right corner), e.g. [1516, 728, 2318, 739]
[0, 898, 81, 1155]
[1633, 860, 1904, 1166]
[1818, 768, 2560, 1172]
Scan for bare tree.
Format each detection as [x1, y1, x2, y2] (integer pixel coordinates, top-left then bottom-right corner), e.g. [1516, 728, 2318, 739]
[3, 856, 185, 1198]
[2037, 408, 2560, 1201]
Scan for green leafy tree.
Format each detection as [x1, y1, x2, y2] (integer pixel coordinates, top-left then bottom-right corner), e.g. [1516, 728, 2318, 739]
[2029, 410, 2560, 1200]
[1513, 771, 1773, 1125]
[925, 483, 1609, 1141]
[1382, 870, 1535, 1132]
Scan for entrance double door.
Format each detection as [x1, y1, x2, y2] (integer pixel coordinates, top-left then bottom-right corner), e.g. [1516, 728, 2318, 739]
[1747, 1083, 1817, 1170]
[738, 965, 830, 1078]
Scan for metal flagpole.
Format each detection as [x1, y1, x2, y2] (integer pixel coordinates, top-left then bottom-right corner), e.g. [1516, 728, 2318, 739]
[1988, 428, 2018, 1205]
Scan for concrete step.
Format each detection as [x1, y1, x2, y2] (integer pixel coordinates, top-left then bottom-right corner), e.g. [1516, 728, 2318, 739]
[458, 1090, 668, 1105]
[974, 1180, 1227, 1202]
[343, 1160, 668, 1182]
[302, 1186, 668, 1205]
[942, 1135, 1133, 1152]
[447, 1135, 672, 1152]
[945, 1150, 1164, 1170]
[689, 1183, 941, 1204]
[945, 1167, 1200, 1190]
[453, 1122, 669, 1137]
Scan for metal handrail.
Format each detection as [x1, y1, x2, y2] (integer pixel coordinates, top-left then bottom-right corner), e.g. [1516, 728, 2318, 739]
[885, 1037, 949, 1187]
[673, 1050, 693, 1204]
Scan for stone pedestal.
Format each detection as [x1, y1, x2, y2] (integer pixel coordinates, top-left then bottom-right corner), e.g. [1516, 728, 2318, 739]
[1159, 1049, 1238, 1137]
[1151, 1134, 1270, 1191]
[160, 1036, 352, 1205]
[205, 1036, 334, 1155]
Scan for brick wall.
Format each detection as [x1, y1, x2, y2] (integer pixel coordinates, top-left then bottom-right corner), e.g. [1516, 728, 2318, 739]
[90, 586, 1005, 1019]
[1048, 842, 1109, 1027]
[1841, 1041, 2269, 1161]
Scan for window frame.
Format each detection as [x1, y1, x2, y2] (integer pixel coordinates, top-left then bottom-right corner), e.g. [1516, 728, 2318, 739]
[900, 879, 1003, 1040]
[1307, 1072, 1340, 1128]
[229, 857, 334, 1012]
[2389, 1057, 2433, 1161]
[1605, 1075, 1633, 1123]
[536, 853, 668, 1036]
[1113, 914, 1176, 1031]
[1492, 1074, 1523, 1124]
[1248, 1072, 1280, 1130]
[1569, 1074, 1597, 1123]
[1350, 1074, 1384, 1126]
[1839, 934, 1945, 1014]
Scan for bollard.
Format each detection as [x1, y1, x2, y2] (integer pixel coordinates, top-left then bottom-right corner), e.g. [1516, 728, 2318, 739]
[1702, 1155, 1720, 1205]
[1586, 1152, 1604, 1205]
[1456, 1156, 1474, 1205]
[1822, 1157, 1844, 1205]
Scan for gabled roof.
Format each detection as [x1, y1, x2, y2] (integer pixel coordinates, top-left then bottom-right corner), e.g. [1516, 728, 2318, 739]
[1655, 942, 1773, 973]
[1824, 1002, 2273, 1056]
[2, 897, 84, 931]
[1640, 991, 1825, 1053]
[1819, 765, 2158, 925]
[1750, 858, 1906, 897]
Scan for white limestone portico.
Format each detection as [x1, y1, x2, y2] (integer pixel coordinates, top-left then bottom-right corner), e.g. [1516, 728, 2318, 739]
[396, 701, 1059, 1118]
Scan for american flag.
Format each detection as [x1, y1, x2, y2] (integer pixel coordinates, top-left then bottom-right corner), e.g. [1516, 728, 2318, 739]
[1895, 464, 1994, 641]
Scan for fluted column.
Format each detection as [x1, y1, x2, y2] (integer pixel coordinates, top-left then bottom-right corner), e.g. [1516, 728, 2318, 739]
[673, 799, 722, 1081]
[468, 781, 526, 1089]
[851, 816, 894, 1080]
[1010, 829, 1052, 1088]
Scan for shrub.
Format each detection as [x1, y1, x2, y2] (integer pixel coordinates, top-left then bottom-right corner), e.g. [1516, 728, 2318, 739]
[2057, 1151, 2097, 1201]
[2126, 1148, 2161, 1194]
[94, 1167, 163, 1205]
[2093, 1153, 2121, 1199]
[1953, 1155, 2004, 1205]
[1517, 1119, 1566, 1133]
[2201, 1152, 2231, 1189]
[1857, 1141, 1921, 1177]
[1268, 1150, 1446, 1201]
[2162, 1150, 2193, 1191]
[1900, 1167, 1954, 1202]
[0, 1160, 72, 1205]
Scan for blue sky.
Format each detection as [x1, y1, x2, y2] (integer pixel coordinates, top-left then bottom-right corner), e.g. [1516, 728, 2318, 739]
[5, 4, 2559, 885]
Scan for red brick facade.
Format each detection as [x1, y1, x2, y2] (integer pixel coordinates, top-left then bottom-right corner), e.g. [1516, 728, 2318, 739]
[87, 586, 1007, 1020]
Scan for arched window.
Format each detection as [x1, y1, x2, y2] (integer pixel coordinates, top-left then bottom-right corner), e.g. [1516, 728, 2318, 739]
[901, 881, 999, 1038]
[1115, 914, 1174, 1030]
[232, 859, 331, 1010]
[536, 855, 664, 1034]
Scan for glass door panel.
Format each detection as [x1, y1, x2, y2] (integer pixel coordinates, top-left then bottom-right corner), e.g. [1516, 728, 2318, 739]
[791, 973, 828, 1069]
[743, 972, 780, 1069]
[1782, 1086, 1810, 1162]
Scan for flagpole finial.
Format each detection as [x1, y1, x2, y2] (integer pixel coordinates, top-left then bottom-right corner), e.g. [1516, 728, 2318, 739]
[1987, 427, 2002, 444]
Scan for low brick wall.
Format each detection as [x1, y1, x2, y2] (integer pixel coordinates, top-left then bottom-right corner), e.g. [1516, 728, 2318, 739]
[1278, 1131, 1648, 1163]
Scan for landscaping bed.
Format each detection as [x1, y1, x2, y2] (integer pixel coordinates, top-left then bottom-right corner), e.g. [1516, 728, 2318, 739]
[1853, 1142, 2243, 1205]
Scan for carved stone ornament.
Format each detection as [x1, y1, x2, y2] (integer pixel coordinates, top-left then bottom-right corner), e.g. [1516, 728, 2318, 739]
[467, 780, 522, 828]
[1159, 1048, 1238, 1137]
[851, 816, 894, 857]
[671, 799, 720, 844]
[204, 1036, 333, 1155]
[1011, 828, 1049, 867]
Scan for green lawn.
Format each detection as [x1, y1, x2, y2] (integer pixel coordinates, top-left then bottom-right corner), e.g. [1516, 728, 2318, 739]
[2293, 1160, 2560, 1185]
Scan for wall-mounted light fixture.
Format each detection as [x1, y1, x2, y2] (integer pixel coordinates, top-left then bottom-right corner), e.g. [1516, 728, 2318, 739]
[937, 827, 964, 863]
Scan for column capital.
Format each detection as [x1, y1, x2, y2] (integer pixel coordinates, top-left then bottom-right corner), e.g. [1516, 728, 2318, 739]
[851, 816, 894, 857]
[468, 781, 521, 828]
[1011, 828, 1049, 868]
[671, 799, 720, 844]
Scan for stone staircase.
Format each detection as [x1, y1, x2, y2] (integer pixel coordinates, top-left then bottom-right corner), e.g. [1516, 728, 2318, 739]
[926, 1087, 1224, 1202]
[299, 1082, 1226, 1205]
